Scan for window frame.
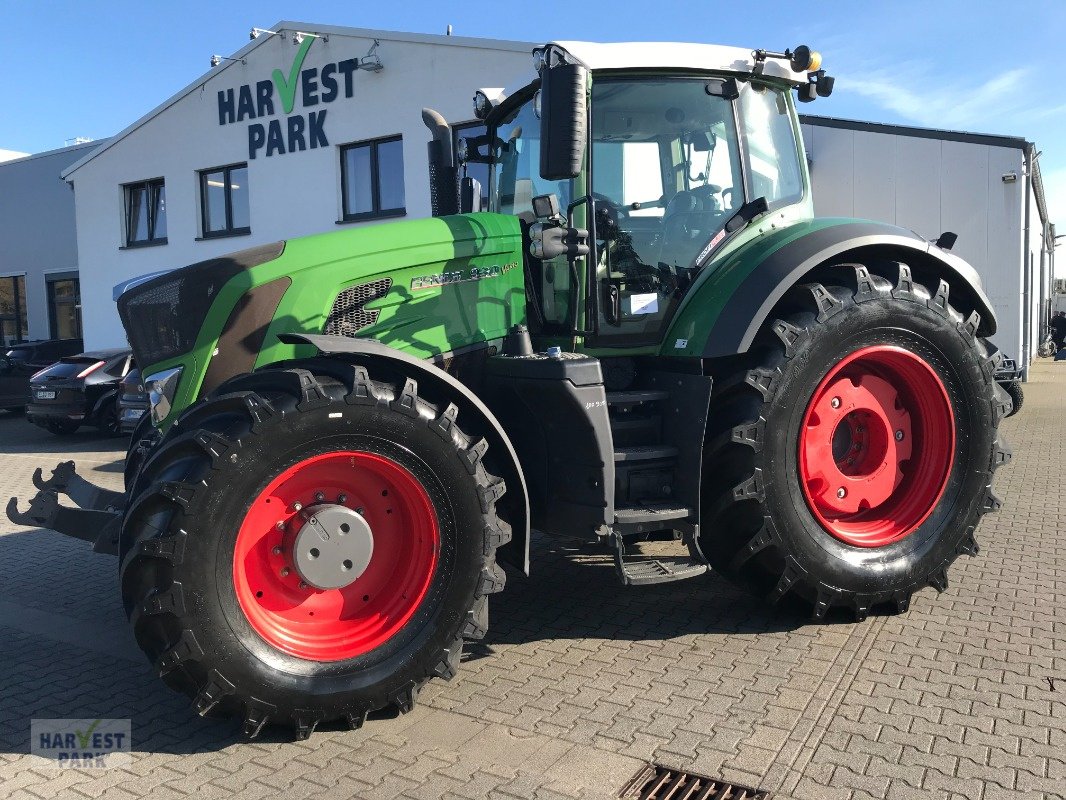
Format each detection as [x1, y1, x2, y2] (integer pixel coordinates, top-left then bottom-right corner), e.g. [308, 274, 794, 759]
[122, 177, 168, 248]
[0, 273, 28, 346]
[339, 135, 407, 223]
[45, 271, 82, 340]
[198, 162, 251, 239]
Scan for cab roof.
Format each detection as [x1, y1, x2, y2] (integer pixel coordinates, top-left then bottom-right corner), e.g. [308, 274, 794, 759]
[549, 40, 809, 83]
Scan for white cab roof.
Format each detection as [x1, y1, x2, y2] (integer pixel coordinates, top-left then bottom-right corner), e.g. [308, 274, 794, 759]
[550, 41, 809, 83]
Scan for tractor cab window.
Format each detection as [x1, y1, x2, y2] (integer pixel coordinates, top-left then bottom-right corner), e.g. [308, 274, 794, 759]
[591, 78, 742, 343]
[491, 95, 576, 328]
[738, 83, 804, 207]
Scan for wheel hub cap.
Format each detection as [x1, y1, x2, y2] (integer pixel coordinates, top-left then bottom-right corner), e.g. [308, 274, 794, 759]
[290, 504, 374, 590]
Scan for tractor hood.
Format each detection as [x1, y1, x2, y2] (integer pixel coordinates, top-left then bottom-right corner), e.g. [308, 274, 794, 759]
[117, 213, 525, 425]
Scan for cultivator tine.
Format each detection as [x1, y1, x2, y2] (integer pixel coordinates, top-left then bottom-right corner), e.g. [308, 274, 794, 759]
[32, 460, 125, 513]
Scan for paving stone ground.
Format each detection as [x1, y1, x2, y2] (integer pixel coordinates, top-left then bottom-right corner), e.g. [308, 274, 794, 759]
[0, 362, 1062, 800]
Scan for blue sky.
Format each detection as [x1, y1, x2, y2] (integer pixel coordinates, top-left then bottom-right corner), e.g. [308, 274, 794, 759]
[3, 1, 1063, 228]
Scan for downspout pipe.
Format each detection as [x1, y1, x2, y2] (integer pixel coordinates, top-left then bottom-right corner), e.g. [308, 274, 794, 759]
[1022, 144, 1033, 380]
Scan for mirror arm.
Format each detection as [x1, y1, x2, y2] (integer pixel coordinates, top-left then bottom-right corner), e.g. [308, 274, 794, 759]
[567, 195, 597, 337]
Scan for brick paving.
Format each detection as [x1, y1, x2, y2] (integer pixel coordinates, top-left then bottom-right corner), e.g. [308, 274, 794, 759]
[0, 362, 1063, 800]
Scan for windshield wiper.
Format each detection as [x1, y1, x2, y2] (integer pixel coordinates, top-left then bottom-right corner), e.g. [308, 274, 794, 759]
[694, 196, 769, 268]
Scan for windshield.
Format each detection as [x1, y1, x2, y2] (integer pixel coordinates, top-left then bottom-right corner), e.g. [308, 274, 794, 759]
[591, 77, 743, 342]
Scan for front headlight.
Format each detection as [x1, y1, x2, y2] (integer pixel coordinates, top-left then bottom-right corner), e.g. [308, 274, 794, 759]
[145, 366, 183, 425]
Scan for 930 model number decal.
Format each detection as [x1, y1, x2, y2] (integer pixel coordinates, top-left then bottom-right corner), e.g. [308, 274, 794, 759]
[411, 262, 517, 291]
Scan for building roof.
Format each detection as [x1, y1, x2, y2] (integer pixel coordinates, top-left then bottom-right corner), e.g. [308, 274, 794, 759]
[799, 114, 1029, 151]
[0, 139, 105, 170]
[551, 41, 809, 82]
[61, 22, 536, 181]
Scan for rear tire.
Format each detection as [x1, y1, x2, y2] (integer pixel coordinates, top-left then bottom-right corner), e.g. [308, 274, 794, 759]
[119, 360, 508, 739]
[700, 262, 1011, 620]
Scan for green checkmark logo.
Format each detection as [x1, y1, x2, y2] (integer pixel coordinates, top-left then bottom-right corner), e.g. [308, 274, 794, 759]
[75, 719, 101, 749]
[273, 36, 315, 115]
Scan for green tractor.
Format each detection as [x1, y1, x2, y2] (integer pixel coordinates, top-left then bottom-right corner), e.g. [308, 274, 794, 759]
[9, 41, 1011, 739]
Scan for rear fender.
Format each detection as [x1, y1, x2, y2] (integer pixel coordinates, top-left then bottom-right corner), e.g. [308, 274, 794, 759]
[278, 332, 531, 576]
[666, 220, 997, 359]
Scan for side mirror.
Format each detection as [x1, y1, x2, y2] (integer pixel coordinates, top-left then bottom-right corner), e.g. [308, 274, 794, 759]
[539, 63, 588, 181]
[460, 177, 483, 214]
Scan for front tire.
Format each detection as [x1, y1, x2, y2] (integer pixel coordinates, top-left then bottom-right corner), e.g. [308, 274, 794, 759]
[119, 360, 508, 738]
[701, 262, 1011, 620]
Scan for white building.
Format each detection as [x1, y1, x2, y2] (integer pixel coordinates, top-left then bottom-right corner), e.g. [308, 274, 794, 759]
[62, 22, 532, 349]
[800, 115, 1056, 372]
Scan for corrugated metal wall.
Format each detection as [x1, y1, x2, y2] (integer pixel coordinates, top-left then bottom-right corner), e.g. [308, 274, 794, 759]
[800, 120, 1029, 368]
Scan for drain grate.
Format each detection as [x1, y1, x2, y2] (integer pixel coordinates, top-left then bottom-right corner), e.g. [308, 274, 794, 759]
[619, 763, 773, 800]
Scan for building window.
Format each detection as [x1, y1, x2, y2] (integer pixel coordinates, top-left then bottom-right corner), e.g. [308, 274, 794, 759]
[453, 121, 490, 210]
[199, 163, 250, 238]
[341, 136, 406, 222]
[123, 178, 167, 246]
[0, 275, 27, 346]
[47, 272, 82, 340]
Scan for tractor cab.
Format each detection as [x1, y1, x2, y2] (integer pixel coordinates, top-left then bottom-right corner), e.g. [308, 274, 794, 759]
[449, 41, 834, 349]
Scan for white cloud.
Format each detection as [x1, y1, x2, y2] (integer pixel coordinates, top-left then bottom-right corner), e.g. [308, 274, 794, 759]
[1042, 166, 1066, 233]
[837, 64, 1034, 131]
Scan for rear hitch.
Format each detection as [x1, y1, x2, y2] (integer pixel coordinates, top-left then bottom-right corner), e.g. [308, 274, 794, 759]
[6, 461, 125, 555]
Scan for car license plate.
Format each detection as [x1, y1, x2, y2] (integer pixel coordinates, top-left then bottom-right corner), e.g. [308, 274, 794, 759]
[36, 390, 56, 400]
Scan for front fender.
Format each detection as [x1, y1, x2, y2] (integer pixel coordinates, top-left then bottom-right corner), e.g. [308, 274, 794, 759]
[664, 219, 996, 359]
[279, 332, 532, 577]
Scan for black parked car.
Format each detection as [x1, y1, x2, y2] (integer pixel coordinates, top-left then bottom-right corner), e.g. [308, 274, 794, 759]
[26, 349, 133, 436]
[0, 338, 84, 411]
[117, 367, 149, 435]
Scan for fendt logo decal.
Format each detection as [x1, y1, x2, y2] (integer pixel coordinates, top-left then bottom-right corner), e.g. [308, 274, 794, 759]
[410, 263, 518, 291]
[216, 38, 365, 160]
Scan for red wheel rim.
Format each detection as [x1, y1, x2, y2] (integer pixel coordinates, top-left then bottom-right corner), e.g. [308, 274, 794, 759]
[798, 346, 955, 547]
[233, 451, 439, 661]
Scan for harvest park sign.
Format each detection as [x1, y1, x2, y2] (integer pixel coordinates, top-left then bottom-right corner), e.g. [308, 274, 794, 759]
[216, 37, 365, 159]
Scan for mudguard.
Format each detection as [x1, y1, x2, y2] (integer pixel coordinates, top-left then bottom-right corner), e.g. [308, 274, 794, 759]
[279, 332, 531, 576]
[664, 219, 997, 359]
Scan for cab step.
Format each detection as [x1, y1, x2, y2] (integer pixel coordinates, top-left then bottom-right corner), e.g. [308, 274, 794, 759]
[606, 389, 669, 408]
[611, 534, 709, 586]
[614, 444, 678, 463]
[615, 503, 691, 526]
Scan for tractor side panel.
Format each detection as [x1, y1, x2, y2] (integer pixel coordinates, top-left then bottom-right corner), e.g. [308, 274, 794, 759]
[662, 219, 997, 359]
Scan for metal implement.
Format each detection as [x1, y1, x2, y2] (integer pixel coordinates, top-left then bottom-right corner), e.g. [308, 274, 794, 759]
[6, 461, 123, 555]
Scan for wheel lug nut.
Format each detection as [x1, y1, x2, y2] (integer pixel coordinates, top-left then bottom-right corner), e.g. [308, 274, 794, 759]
[299, 581, 310, 590]
[292, 502, 302, 512]
[338, 493, 347, 504]
[895, 430, 904, 441]
[275, 521, 285, 531]
[272, 546, 282, 556]
[280, 567, 291, 577]
[314, 492, 325, 502]
[830, 397, 841, 409]
[837, 487, 847, 499]
[356, 507, 365, 516]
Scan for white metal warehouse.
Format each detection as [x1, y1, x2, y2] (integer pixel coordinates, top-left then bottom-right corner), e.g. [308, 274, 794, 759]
[800, 115, 1055, 373]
